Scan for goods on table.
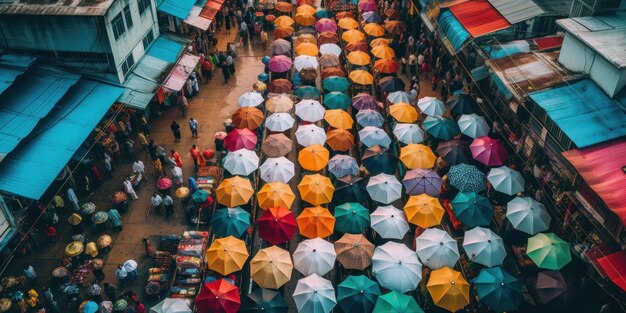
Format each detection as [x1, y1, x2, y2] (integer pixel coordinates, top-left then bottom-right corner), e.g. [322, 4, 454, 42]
[169, 231, 209, 299]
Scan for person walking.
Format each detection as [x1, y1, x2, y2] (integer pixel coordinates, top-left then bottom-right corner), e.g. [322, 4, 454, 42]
[123, 178, 138, 200]
[115, 265, 127, 287]
[104, 283, 118, 302]
[137, 132, 149, 152]
[163, 195, 174, 217]
[170, 121, 181, 142]
[189, 118, 199, 138]
[44, 287, 59, 313]
[132, 160, 147, 181]
[89, 283, 103, 303]
[171, 166, 183, 186]
[143, 237, 156, 258]
[108, 208, 122, 231]
[151, 193, 163, 216]
[148, 140, 158, 160]
[153, 158, 165, 177]
[67, 187, 80, 211]
[23, 263, 38, 287]
[156, 145, 166, 165]
[171, 150, 183, 167]
[189, 145, 200, 168]
[202, 58, 213, 81]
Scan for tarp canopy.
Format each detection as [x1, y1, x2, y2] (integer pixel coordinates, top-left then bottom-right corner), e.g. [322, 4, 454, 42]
[448, 0, 511, 37]
[0, 54, 37, 95]
[481, 40, 530, 60]
[597, 250, 626, 292]
[157, 0, 196, 19]
[163, 53, 201, 91]
[438, 9, 471, 52]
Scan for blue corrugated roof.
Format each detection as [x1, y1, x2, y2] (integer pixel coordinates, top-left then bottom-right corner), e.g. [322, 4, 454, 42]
[529, 79, 626, 148]
[481, 40, 530, 60]
[0, 66, 80, 162]
[157, 0, 196, 19]
[0, 80, 123, 200]
[0, 54, 37, 95]
[438, 9, 471, 52]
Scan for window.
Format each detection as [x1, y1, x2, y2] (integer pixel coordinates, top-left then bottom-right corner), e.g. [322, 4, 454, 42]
[142, 29, 155, 50]
[123, 5, 133, 29]
[121, 54, 135, 75]
[138, 0, 151, 15]
[112, 13, 126, 40]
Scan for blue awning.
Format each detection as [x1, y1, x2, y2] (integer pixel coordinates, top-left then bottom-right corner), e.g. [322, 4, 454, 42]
[529, 79, 626, 148]
[0, 80, 124, 200]
[157, 0, 197, 19]
[0, 66, 80, 162]
[438, 9, 471, 52]
[481, 40, 530, 60]
[0, 54, 37, 95]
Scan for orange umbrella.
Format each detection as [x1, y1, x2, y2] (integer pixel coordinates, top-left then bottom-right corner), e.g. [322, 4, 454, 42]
[295, 33, 317, 46]
[363, 23, 385, 37]
[275, 2, 294, 12]
[205, 236, 249, 276]
[384, 20, 405, 34]
[374, 58, 399, 74]
[389, 102, 418, 123]
[295, 12, 316, 26]
[345, 41, 369, 52]
[370, 38, 390, 47]
[298, 174, 334, 206]
[336, 11, 354, 19]
[298, 0, 314, 4]
[347, 51, 371, 66]
[321, 67, 345, 78]
[296, 4, 316, 15]
[326, 128, 355, 151]
[216, 176, 254, 207]
[318, 32, 339, 45]
[295, 43, 319, 56]
[371, 45, 396, 59]
[403, 194, 444, 228]
[342, 29, 365, 43]
[324, 109, 354, 129]
[428, 267, 470, 312]
[274, 26, 294, 38]
[297, 206, 335, 238]
[349, 70, 374, 85]
[298, 144, 330, 171]
[400, 144, 436, 169]
[274, 15, 294, 27]
[232, 107, 264, 129]
[257, 182, 296, 210]
[338, 17, 359, 29]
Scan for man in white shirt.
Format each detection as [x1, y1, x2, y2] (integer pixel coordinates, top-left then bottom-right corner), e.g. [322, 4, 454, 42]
[163, 195, 174, 217]
[132, 160, 147, 181]
[151, 193, 163, 215]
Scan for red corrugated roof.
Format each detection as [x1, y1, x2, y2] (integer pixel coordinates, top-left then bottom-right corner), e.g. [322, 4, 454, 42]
[534, 36, 564, 50]
[448, 0, 511, 37]
[562, 139, 626, 224]
[597, 250, 626, 292]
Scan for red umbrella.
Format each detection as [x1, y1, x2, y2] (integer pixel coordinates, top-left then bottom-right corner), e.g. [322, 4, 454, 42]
[269, 79, 293, 93]
[157, 177, 173, 190]
[470, 136, 508, 166]
[203, 149, 215, 159]
[258, 207, 297, 245]
[358, 0, 378, 11]
[345, 41, 369, 52]
[224, 128, 257, 152]
[195, 279, 240, 313]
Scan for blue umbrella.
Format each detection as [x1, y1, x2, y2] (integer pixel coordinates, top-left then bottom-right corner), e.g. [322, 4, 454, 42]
[356, 109, 385, 128]
[295, 86, 322, 99]
[474, 267, 523, 312]
[447, 163, 486, 192]
[463, 227, 506, 267]
[457, 113, 490, 138]
[323, 92, 351, 110]
[322, 76, 350, 92]
[423, 116, 460, 140]
[359, 126, 391, 148]
[83, 301, 98, 313]
[337, 275, 381, 313]
[451, 192, 493, 227]
[487, 166, 525, 196]
[210, 207, 251, 238]
[387, 91, 410, 103]
[362, 11, 382, 23]
[328, 155, 359, 178]
[262, 56, 271, 65]
[402, 168, 442, 197]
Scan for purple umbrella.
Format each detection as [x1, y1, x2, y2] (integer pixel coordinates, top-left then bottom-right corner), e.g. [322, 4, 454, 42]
[358, 0, 378, 11]
[362, 11, 382, 23]
[436, 139, 470, 165]
[315, 18, 338, 33]
[352, 93, 378, 110]
[536, 271, 567, 303]
[402, 168, 442, 197]
[270, 39, 292, 55]
[268, 55, 293, 73]
[470, 136, 508, 166]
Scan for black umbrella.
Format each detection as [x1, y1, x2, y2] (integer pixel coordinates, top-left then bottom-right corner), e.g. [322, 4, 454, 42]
[333, 175, 369, 203]
[379, 76, 405, 92]
[361, 145, 398, 175]
[446, 93, 476, 115]
[240, 288, 288, 313]
[536, 271, 567, 304]
[436, 139, 470, 164]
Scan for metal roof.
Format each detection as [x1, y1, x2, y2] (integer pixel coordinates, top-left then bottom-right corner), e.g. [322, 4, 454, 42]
[0, 54, 36, 95]
[157, 0, 196, 19]
[0, 0, 114, 16]
[438, 9, 471, 52]
[488, 0, 544, 24]
[532, 0, 572, 16]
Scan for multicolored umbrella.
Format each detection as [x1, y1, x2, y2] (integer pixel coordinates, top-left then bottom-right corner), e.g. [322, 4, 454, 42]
[447, 163, 487, 192]
[487, 166, 525, 196]
[334, 203, 370, 234]
[333, 175, 369, 203]
[295, 99, 325, 122]
[417, 97, 445, 116]
[206, 236, 249, 276]
[261, 133, 292, 157]
[337, 276, 381, 313]
[536, 271, 567, 303]
[399, 143, 436, 169]
[257, 182, 295, 210]
[294, 56, 319, 71]
[297, 206, 335, 239]
[260, 157, 295, 184]
[258, 207, 297, 245]
[463, 227, 506, 267]
[296, 124, 327, 146]
[389, 102, 419, 123]
[298, 174, 334, 206]
[458, 113, 490, 138]
[393, 123, 424, 144]
[356, 109, 384, 128]
[328, 154, 359, 178]
[367, 173, 402, 204]
[349, 69, 374, 85]
[436, 139, 470, 164]
[361, 145, 397, 175]
[268, 55, 292, 73]
[423, 116, 461, 140]
[474, 267, 523, 312]
[527, 233, 572, 270]
[240, 289, 288, 313]
[470, 136, 508, 166]
[223, 149, 259, 176]
[195, 279, 240, 313]
[270, 39, 291, 55]
[451, 192, 493, 228]
[319, 43, 341, 57]
[404, 194, 444, 228]
[318, 55, 340, 69]
[323, 92, 351, 109]
[216, 176, 254, 207]
[415, 228, 460, 269]
[211, 207, 251, 238]
[293, 274, 336, 313]
[298, 144, 329, 171]
[352, 93, 378, 110]
[372, 242, 422, 293]
[359, 126, 391, 148]
[238, 92, 265, 108]
[334, 234, 375, 270]
[373, 291, 423, 313]
[326, 128, 355, 151]
[322, 76, 350, 92]
[427, 267, 470, 313]
[225, 128, 257, 151]
[265, 113, 295, 132]
[370, 205, 410, 240]
[506, 197, 551, 235]
[378, 76, 404, 92]
[315, 18, 338, 33]
[402, 168, 442, 197]
[273, 26, 294, 38]
[266, 94, 293, 113]
[250, 246, 293, 289]
[359, 0, 378, 11]
[324, 109, 353, 129]
[293, 238, 336, 276]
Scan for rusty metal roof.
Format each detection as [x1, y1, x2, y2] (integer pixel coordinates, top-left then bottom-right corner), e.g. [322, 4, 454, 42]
[0, 0, 114, 16]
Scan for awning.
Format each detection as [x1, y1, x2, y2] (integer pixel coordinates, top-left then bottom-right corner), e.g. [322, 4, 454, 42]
[199, 0, 224, 20]
[534, 36, 564, 50]
[0, 80, 124, 200]
[163, 53, 201, 91]
[0, 54, 37, 95]
[487, 0, 544, 24]
[157, 0, 196, 19]
[481, 40, 530, 60]
[448, 0, 511, 37]
[597, 250, 626, 292]
[438, 9, 471, 52]
[184, 5, 212, 30]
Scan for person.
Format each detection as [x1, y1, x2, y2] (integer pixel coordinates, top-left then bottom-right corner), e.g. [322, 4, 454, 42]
[132, 160, 147, 181]
[156, 145, 166, 165]
[143, 237, 155, 258]
[163, 195, 174, 217]
[202, 58, 212, 81]
[124, 138, 135, 160]
[123, 178, 138, 200]
[226, 53, 235, 75]
[220, 59, 231, 84]
[67, 187, 80, 211]
[178, 93, 188, 117]
[23, 263, 37, 286]
[171, 166, 183, 186]
[189, 145, 200, 168]
[108, 208, 122, 231]
[170, 121, 181, 142]
[25, 289, 39, 308]
[170, 150, 183, 167]
[409, 85, 419, 105]
[89, 283, 103, 303]
[104, 283, 117, 302]
[153, 158, 165, 177]
[44, 225, 57, 243]
[151, 193, 163, 215]
[148, 140, 158, 160]
[239, 21, 248, 44]
[91, 260, 105, 282]
[52, 195, 65, 211]
[44, 287, 59, 313]
[189, 118, 199, 138]
[190, 72, 200, 96]
[115, 265, 127, 286]
[137, 132, 149, 152]
[260, 30, 268, 50]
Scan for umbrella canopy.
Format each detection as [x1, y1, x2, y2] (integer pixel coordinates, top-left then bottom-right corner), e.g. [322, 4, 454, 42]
[293, 238, 336, 276]
[295, 86, 322, 100]
[373, 291, 423, 313]
[415, 228, 460, 269]
[463, 227, 506, 268]
[274, 15, 294, 27]
[379, 76, 404, 92]
[324, 109, 353, 129]
[296, 124, 327, 146]
[359, 126, 391, 148]
[403, 168, 442, 197]
[400, 144, 436, 169]
[437, 139, 470, 164]
[536, 271, 567, 303]
[300, 68, 318, 82]
[328, 154, 359, 178]
[268, 79, 292, 94]
[216, 176, 254, 207]
[448, 163, 486, 192]
[417, 97, 445, 116]
[370, 205, 410, 240]
[65, 241, 83, 257]
[295, 34, 316, 46]
[423, 116, 461, 140]
[487, 166, 525, 196]
[338, 17, 359, 29]
[333, 175, 369, 203]
[315, 18, 338, 33]
[223, 149, 259, 176]
[404, 194, 444, 228]
[372, 242, 422, 293]
[250, 246, 292, 289]
[268, 55, 293, 73]
[427, 267, 470, 313]
[315, 9, 333, 18]
[384, 20, 405, 34]
[446, 93, 476, 115]
[275, 2, 293, 12]
[195, 279, 240, 313]
[334, 203, 370, 234]
[298, 174, 334, 206]
[206, 236, 249, 276]
[371, 45, 395, 59]
[387, 91, 410, 104]
[266, 94, 294, 113]
[363, 23, 385, 37]
[240, 289, 288, 313]
[356, 109, 384, 128]
[261, 133, 292, 157]
[257, 182, 295, 210]
[253, 81, 267, 92]
[474, 267, 523, 312]
[265, 113, 295, 133]
[389, 102, 419, 123]
[157, 177, 173, 191]
[150, 298, 191, 313]
[295, 43, 319, 57]
[297, 207, 335, 239]
[345, 41, 369, 52]
[470, 136, 508, 166]
[260, 157, 295, 184]
[225, 128, 257, 152]
[293, 274, 336, 313]
[294, 56, 319, 71]
[326, 128, 354, 151]
[506, 197, 551, 235]
[295, 4, 315, 14]
[270, 39, 291, 55]
[347, 51, 372, 66]
[273, 26, 294, 38]
[367, 173, 402, 204]
[337, 276, 381, 313]
[322, 76, 349, 92]
[352, 93, 378, 110]
[334, 233, 375, 270]
[323, 91, 350, 110]
[211, 207, 251, 238]
[258, 207, 297, 245]
[295, 12, 315, 26]
[527, 233, 572, 270]
[370, 38, 390, 47]
[362, 10, 382, 23]
[298, 144, 329, 171]
[295, 99, 325, 122]
[458, 113, 490, 138]
[451, 192, 493, 228]
[393, 123, 424, 145]
[362, 145, 398, 175]
[374, 58, 399, 73]
[349, 70, 374, 85]
[319, 44, 341, 57]
[238, 92, 265, 108]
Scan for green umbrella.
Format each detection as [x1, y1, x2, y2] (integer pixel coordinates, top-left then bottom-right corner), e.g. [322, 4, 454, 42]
[373, 291, 423, 313]
[315, 9, 334, 18]
[295, 86, 322, 99]
[322, 76, 350, 92]
[337, 275, 381, 313]
[451, 192, 493, 228]
[526, 233, 572, 270]
[240, 288, 288, 313]
[210, 207, 251, 238]
[474, 267, 523, 312]
[323, 92, 351, 110]
[192, 189, 210, 203]
[334, 203, 370, 234]
[423, 116, 460, 140]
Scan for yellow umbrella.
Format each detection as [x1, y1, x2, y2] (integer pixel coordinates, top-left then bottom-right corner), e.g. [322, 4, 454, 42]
[274, 15, 294, 27]
[275, 1, 294, 12]
[295, 33, 317, 46]
[266, 94, 294, 113]
[342, 29, 366, 43]
[324, 109, 354, 129]
[296, 4, 316, 15]
[295, 12, 316, 26]
[338, 17, 359, 29]
[297, 206, 335, 239]
[298, 144, 330, 171]
[370, 38, 390, 47]
[427, 267, 470, 313]
[250, 246, 293, 289]
[65, 241, 84, 257]
[175, 187, 190, 199]
[371, 44, 396, 58]
[346, 51, 371, 66]
[68, 213, 82, 226]
[295, 43, 319, 56]
[298, 174, 334, 206]
[349, 70, 374, 85]
[389, 102, 419, 123]
[216, 176, 254, 207]
[206, 236, 249, 276]
[257, 182, 296, 210]
[400, 144, 436, 169]
[84, 242, 98, 258]
[403, 194, 444, 228]
[363, 23, 385, 37]
[274, 26, 295, 38]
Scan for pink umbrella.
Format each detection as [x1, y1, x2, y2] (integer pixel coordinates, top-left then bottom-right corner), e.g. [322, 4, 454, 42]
[358, 0, 378, 12]
[315, 18, 338, 33]
[224, 128, 258, 152]
[268, 55, 293, 73]
[470, 136, 508, 166]
[352, 93, 378, 110]
[157, 177, 173, 190]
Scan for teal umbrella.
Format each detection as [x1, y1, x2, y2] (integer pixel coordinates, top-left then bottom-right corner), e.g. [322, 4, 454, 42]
[526, 233, 572, 270]
[462, 227, 506, 268]
[423, 116, 460, 139]
[337, 275, 381, 313]
[334, 203, 370, 233]
[240, 288, 288, 313]
[451, 192, 493, 227]
[192, 189, 210, 203]
[323, 92, 351, 110]
[322, 76, 350, 92]
[487, 166, 525, 196]
[315, 9, 334, 18]
[474, 267, 522, 312]
[295, 86, 322, 99]
[373, 291, 423, 313]
[210, 207, 251, 238]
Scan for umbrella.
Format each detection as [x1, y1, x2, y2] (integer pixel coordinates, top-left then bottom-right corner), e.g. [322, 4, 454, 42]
[315, 8, 333, 18]
[206, 236, 249, 276]
[270, 39, 291, 55]
[355, 109, 384, 128]
[150, 298, 191, 313]
[192, 189, 210, 203]
[451, 192, 493, 228]
[318, 32, 340, 46]
[91, 211, 108, 224]
[349, 70, 374, 85]
[324, 109, 353, 129]
[294, 56, 319, 71]
[216, 176, 254, 207]
[437, 139, 470, 164]
[265, 113, 295, 132]
[295, 43, 319, 56]
[347, 51, 371, 66]
[211, 207, 251, 238]
[123, 259, 137, 272]
[373, 291, 423, 313]
[427, 267, 470, 312]
[298, 174, 334, 206]
[273, 26, 294, 38]
[334, 203, 370, 234]
[293, 238, 336, 276]
[296, 124, 327, 146]
[260, 157, 295, 184]
[253, 81, 267, 92]
[387, 91, 410, 104]
[362, 10, 382, 23]
[404, 194, 444, 228]
[393, 123, 424, 144]
[175, 187, 189, 199]
[315, 18, 337, 33]
[359, 126, 391, 148]
[296, 4, 315, 14]
[342, 29, 366, 43]
[372, 242, 422, 293]
[417, 97, 445, 116]
[371, 45, 395, 59]
[258, 207, 297, 245]
[527, 233, 572, 270]
[384, 20, 405, 34]
[374, 58, 399, 73]
[423, 116, 460, 139]
[367, 173, 402, 204]
[322, 76, 350, 92]
[370, 205, 410, 239]
[83, 301, 98, 313]
[400, 144, 436, 169]
[223, 149, 259, 176]
[352, 93, 378, 110]
[257, 182, 295, 210]
[326, 128, 354, 151]
[470, 136, 508, 166]
[363, 23, 385, 37]
[318, 54, 340, 68]
[345, 41, 369, 52]
[463, 227, 506, 267]
[233, 107, 264, 129]
[274, 1, 293, 12]
[389, 102, 419, 123]
[328, 154, 359, 178]
[336, 11, 354, 19]
[446, 93, 476, 115]
[299, 67, 318, 81]
[506, 197, 551, 235]
[195, 279, 240, 313]
[274, 15, 294, 27]
[295, 86, 322, 99]
[333, 175, 369, 203]
[334, 233, 375, 270]
[298, 144, 329, 171]
[337, 276, 381, 313]
[250, 246, 293, 289]
[448, 163, 486, 192]
[157, 177, 173, 191]
[293, 274, 336, 313]
[536, 271, 567, 303]
[240, 289, 288, 313]
[487, 166, 525, 196]
[81, 202, 96, 215]
[370, 38, 390, 47]
[113, 300, 127, 312]
[238, 92, 265, 108]
[261, 133, 292, 157]
[338, 17, 359, 29]
[295, 12, 315, 26]
[379, 76, 404, 92]
[362, 145, 398, 175]
[268, 55, 292, 73]
[323, 92, 350, 110]
[474, 267, 522, 312]
[297, 207, 335, 239]
[458, 113, 490, 138]
[319, 43, 341, 57]
[225, 128, 257, 151]
[269, 79, 292, 94]
[266, 94, 293, 113]
[415, 228, 460, 269]
[295, 99, 325, 122]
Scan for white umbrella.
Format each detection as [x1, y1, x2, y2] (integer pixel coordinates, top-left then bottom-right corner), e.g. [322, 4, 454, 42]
[293, 238, 336, 276]
[458, 113, 490, 138]
[359, 126, 392, 148]
[238, 91, 264, 107]
[293, 274, 337, 313]
[393, 123, 424, 144]
[320, 44, 342, 57]
[260, 157, 295, 183]
[387, 91, 410, 103]
[266, 113, 295, 132]
[296, 124, 327, 146]
[372, 242, 422, 293]
[223, 149, 259, 176]
[506, 197, 551, 235]
[487, 166, 525, 196]
[366, 173, 402, 204]
[296, 99, 326, 122]
[370, 205, 410, 239]
[415, 228, 460, 269]
[417, 97, 445, 116]
[462, 227, 506, 268]
[149, 298, 191, 313]
[294, 56, 319, 71]
[123, 260, 137, 272]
